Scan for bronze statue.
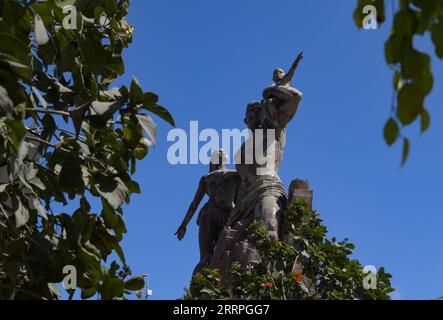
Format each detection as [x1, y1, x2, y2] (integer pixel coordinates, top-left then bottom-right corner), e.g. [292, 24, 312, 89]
[175, 150, 239, 274]
[230, 52, 304, 241]
[178, 53, 304, 275]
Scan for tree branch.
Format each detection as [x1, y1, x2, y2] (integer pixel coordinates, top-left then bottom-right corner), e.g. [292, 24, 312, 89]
[24, 108, 69, 117]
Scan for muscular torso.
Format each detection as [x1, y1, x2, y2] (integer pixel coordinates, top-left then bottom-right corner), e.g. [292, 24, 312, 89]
[235, 85, 301, 194]
[235, 128, 285, 179]
[202, 170, 239, 210]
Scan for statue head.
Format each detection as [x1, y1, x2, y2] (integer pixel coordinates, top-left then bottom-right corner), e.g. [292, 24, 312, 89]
[209, 149, 228, 172]
[244, 101, 265, 130]
[273, 68, 285, 82]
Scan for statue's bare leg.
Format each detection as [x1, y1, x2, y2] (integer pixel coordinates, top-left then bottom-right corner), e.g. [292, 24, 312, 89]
[253, 195, 285, 241]
[193, 210, 223, 274]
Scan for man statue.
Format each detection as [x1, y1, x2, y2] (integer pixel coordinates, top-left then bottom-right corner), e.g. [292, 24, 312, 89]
[175, 150, 239, 274]
[229, 52, 304, 241]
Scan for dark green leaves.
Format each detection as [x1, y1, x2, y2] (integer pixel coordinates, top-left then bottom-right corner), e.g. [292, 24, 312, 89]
[79, 33, 108, 75]
[385, 34, 405, 64]
[383, 118, 399, 146]
[0, 33, 28, 55]
[143, 93, 175, 127]
[0, 0, 170, 300]
[185, 200, 394, 300]
[431, 19, 443, 58]
[420, 108, 431, 133]
[402, 49, 430, 80]
[396, 84, 423, 125]
[355, 0, 442, 165]
[59, 153, 85, 194]
[0, 53, 32, 81]
[402, 138, 410, 166]
[94, 174, 128, 209]
[101, 277, 124, 300]
[125, 276, 145, 291]
[129, 77, 144, 106]
[393, 9, 416, 36]
[81, 287, 97, 299]
[4, 119, 26, 150]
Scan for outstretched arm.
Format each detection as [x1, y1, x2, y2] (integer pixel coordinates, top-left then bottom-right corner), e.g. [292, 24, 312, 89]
[175, 178, 206, 240]
[279, 52, 304, 86]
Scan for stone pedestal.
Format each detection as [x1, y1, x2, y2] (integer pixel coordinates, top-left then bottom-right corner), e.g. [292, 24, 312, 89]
[288, 179, 313, 209]
[209, 220, 260, 277]
[207, 178, 316, 297]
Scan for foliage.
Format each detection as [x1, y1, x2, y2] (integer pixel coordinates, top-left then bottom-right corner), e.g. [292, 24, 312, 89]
[354, 0, 443, 164]
[184, 200, 394, 300]
[0, 0, 173, 299]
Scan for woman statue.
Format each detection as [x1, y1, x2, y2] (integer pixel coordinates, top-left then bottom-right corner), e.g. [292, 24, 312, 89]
[175, 150, 239, 274]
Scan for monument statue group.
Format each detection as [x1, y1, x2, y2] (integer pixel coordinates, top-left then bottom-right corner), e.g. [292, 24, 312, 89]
[176, 53, 311, 276]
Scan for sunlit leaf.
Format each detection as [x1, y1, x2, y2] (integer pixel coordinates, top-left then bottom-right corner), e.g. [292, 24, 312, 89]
[136, 114, 157, 144]
[34, 13, 49, 45]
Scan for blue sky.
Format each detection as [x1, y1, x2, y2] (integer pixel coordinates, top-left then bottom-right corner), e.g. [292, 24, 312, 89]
[103, 0, 443, 300]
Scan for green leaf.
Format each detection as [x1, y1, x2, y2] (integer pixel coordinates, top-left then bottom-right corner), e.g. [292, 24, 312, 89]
[420, 108, 431, 133]
[79, 34, 108, 75]
[34, 13, 49, 45]
[126, 180, 141, 194]
[0, 53, 32, 81]
[401, 138, 410, 166]
[136, 114, 157, 145]
[0, 85, 14, 117]
[48, 283, 62, 298]
[5, 118, 26, 150]
[38, 42, 56, 66]
[431, 19, 443, 58]
[385, 34, 405, 64]
[91, 100, 124, 121]
[143, 98, 175, 127]
[105, 55, 125, 75]
[0, 33, 28, 55]
[393, 9, 416, 35]
[81, 287, 97, 299]
[143, 92, 158, 106]
[383, 118, 399, 146]
[125, 276, 145, 291]
[111, 240, 126, 265]
[59, 153, 84, 193]
[129, 77, 144, 106]
[101, 277, 124, 300]
[94, 174, 128, 209]
[14, 199, 30, 228]
[413, 68, 433, 96]
[402, 48, 430, 80]
[31, 86, 48, 108]
[396, 84, 423, 125]
[101, 198, 115, 223]
[133, 145, 147, 160]
[31, 194, 48, 220]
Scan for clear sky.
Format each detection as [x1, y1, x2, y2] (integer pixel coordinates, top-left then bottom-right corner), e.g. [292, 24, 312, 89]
[105, 0, 443, 300]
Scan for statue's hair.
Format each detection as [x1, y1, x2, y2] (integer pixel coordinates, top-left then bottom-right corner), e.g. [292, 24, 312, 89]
[210, 149, 228, 165]
[246, 101, 262, 111]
